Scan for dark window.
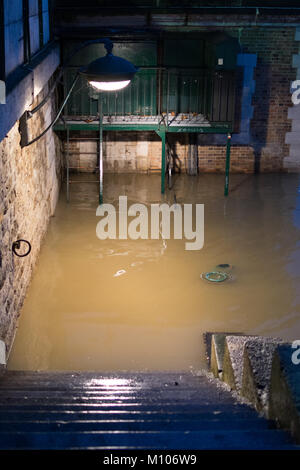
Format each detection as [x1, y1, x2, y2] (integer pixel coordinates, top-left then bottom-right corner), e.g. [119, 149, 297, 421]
[0, 0, 4, 81]
[22, 0, 31, 63]
[38, 0, 44, 48]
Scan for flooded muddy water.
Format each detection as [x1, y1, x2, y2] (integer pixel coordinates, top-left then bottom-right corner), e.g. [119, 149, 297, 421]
[8, 173, 300, 371]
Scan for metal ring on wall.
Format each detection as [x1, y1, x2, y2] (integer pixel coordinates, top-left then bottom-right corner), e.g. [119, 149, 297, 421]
[12, 240, 31, 257]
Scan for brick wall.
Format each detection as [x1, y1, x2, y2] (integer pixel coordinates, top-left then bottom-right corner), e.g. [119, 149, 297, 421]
[240, 27, 298, 172]
[63, 27, 298, 174]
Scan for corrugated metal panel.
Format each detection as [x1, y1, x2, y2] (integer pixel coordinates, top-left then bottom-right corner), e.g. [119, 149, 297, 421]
[64, 68, 157, 117]
[63, 37, 237, 124]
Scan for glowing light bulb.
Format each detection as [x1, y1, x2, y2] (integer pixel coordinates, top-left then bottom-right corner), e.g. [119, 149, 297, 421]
[89, 80, 131, 91]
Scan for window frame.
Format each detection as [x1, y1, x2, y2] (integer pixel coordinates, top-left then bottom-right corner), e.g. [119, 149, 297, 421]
[0, 0, 5, 81]
[22, 0, 31, 64]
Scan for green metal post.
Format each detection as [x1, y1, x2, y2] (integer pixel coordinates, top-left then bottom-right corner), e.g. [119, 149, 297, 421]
[98, 95, 103, 205]
[224, 133, 232, 197]
[66, 126, 70, 202]
[160, 130, 166, 194]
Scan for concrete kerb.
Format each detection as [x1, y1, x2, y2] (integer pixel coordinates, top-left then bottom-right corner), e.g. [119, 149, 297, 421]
[241, 338, 284, 414]
[269, 344, 300, 442]
[205, 332, 300, 443]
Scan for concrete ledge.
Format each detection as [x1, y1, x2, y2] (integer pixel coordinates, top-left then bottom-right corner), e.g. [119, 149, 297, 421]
[206, 332, 300, 444]
[211, 333, 245, 381]
[269, 344, 300, 442]
[203, 332, 244, 372]
[223, 335, 255, 391]
[0, 340, 6, 366]
[0, 339, 6, 379]
[211, 334, 226, 379]
[241, 338, 283, 413]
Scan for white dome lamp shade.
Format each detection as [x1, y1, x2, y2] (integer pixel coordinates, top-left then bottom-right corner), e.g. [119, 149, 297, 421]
[81, 47, 138, 92]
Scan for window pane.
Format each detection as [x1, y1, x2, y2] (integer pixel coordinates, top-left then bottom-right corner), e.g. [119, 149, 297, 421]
[4, 0, 23, 75]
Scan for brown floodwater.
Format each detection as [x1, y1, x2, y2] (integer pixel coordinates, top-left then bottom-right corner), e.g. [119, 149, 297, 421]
[8, 173, 300, 371]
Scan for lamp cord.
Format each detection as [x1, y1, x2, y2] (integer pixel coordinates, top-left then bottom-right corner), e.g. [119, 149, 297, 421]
[27, 38, 113, 117]
[23, 73, 79, 147]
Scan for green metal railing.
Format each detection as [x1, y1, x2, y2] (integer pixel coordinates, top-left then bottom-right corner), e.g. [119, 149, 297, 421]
[58, 66, 235, 202]
[62, 66, 236, 123]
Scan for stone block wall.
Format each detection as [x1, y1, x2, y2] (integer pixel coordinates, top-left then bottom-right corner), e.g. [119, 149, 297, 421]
[65, 133, 257, 174]
[0, 85, 62, 356]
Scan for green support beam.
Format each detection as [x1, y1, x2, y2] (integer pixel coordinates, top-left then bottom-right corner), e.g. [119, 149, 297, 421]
[98, 95, 103, 205]
[66, 126, 70, 202]
[156, 129, 166, 194]
[224, 133, 232, 197]
[53, 122, 232, 134]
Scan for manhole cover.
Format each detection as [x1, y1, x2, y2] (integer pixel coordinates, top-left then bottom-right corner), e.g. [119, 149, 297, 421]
[201, 271, 229, 283]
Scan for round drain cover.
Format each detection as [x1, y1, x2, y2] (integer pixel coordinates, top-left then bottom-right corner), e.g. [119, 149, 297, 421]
[201, 271, 229, 283]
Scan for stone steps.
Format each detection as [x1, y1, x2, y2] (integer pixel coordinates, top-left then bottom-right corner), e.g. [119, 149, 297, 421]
[0, 430, 296, 450]
[0, 370, 296, 450]
[0, 409, 264, 421]
[0, 418, 271, 432]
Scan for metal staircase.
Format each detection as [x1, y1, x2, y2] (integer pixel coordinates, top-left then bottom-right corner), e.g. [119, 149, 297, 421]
[0, 371, 297, 450]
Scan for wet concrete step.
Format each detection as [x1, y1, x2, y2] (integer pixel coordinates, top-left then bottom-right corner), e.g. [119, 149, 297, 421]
[0, 384, 246, 406]
[0, 381, 211, 391]
[0, 383, 225, 391]
[0, 409, 264, 422]
[1, 371, 203, 384]
[0, 430, 296, 450]
[0, 371, 297, 450]
[0, 403, 262, 414]
[0, 397, 241, 405]
[2, 371, 200, 377]
[0, 378, 233, 391]
[0, 389, 237, 398]
[0, 390, 234, 403]
[0, 418, 273, 432]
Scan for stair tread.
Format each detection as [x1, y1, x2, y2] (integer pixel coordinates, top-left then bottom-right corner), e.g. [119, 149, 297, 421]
[0, 429, 296, 450]
[0, 370, 296, 450]
[0, 409, 263, 421]
[0, 418, 273, 432]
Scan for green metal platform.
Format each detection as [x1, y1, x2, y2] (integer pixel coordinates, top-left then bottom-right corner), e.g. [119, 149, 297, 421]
[54, 57, 235, 200]
[53, 117, 232, 200]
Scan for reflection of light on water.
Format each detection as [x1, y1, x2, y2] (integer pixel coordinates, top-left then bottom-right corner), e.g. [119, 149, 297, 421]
[159, 221, 167, 255]
[97, 248, 115, 256]
[110, 251, 129, 257]
[86, 378, 132, 387]
[114, 269, 126, 277]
